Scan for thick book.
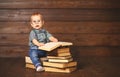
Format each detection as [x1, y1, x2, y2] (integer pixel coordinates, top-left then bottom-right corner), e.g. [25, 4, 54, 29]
[47, 47, 71, 57]
[25, 56, 48, 64]
[38, 42, 73, 51]
[47, 56, 72, 59]
[26, 63, 35, 69]
[58, 52, 71, 57]
[57, 47, 70, 53]
[44, 67, 76, 73]
[25, 56, 33, 64]
[48, 58, 73, 63]
[43, 61, 77, 68]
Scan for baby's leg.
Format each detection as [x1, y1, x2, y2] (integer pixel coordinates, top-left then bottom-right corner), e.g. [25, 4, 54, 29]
[38, 50, 47, 58]
[29, 49, 41, 68]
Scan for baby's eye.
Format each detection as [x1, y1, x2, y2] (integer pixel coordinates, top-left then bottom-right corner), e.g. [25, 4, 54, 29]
[33, 21, 36, 23]
[37, 20, 40, 22]
[32, 20, 41, 23]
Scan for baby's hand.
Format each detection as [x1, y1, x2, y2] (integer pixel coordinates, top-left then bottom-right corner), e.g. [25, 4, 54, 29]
[38, 43, 45, 46]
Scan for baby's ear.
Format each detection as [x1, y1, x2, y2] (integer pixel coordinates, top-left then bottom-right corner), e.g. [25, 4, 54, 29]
[42, 21, 44, 25]
[30, 23, 34, 27]
[30, 22, 33, 25]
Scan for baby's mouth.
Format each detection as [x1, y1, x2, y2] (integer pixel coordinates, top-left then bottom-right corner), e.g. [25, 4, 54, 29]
[35, 25, 39, 27]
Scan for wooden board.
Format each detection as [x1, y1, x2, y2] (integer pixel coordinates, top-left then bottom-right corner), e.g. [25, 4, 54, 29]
[0, 9, 120, 21]
[1, 34, 120, 46]
[0, 46, 120, 57]
[1, 22, 120, 34]
[0, 0, 119, 9]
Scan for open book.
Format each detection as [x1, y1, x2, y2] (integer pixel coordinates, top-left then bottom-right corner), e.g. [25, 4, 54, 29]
[38, 42, 73, 51]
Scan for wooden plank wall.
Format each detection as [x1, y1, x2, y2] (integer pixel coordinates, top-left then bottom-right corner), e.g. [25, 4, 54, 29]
[0, 0, 120, 57]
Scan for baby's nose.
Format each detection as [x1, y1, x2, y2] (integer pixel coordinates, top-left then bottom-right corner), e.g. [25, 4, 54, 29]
[35, 21, 39, 24]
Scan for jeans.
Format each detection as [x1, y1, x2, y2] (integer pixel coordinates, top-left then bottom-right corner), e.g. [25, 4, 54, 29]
[29, 49, 47, 68]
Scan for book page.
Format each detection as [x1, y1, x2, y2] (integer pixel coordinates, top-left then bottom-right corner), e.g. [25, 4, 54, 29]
[38, 42, 73, 51]
[58, 42, 73, 46]
[38, 42, 61, 51]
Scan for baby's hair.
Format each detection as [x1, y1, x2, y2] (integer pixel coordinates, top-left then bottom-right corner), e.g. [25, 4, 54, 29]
[30, 12, 44, 22]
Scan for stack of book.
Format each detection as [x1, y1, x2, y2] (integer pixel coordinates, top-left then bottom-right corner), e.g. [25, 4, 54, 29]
[43, 55, 77, 73]
[25, 42, 77, 73]
[25, 56, 47, 69]
[42, 43, 77, 73]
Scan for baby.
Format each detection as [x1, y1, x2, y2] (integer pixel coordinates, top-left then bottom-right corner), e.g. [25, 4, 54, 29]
[29, 13, 58, 72]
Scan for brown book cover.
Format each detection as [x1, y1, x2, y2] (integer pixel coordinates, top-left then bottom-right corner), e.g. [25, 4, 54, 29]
[26, 63, 35, 69]
[25, 56, 33, 64]
[26, 63, 77, 73]
[25, 56, 48, 64]
[47, 47, 71, 57]
[44, 67, 76, 73]
[57, 47, 70, 53]
[47, 56, 72, 59]
[58, 52, 71, 57]
[48, 58, 73, 63]
[43, 61, 77, 68]
[26, 61, 77, 69]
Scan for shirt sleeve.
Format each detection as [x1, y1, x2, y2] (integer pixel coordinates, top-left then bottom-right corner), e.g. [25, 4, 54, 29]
[45, 30, 53, 39]
[29, 30, 37, 42]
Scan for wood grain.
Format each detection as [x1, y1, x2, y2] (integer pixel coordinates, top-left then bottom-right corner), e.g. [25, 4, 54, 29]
[0, 46, 28, 57]
[0, 9, 119, 21]
[0, 46, 120, 57]
[71, 46, 120, 57]
[0, 22, 120, 34]
[0, 33, 120, 46]
[0, 0, 119, 9]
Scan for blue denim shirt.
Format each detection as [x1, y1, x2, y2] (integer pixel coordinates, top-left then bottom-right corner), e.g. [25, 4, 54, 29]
[29, 29, 52, 49]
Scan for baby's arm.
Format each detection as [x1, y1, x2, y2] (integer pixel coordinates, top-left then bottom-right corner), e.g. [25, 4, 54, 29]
[32, 39, 45, 47]
[49, 36, 58, 42]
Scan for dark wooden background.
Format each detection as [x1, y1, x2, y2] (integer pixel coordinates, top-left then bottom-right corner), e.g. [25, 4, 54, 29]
[0, 0, 120, 57]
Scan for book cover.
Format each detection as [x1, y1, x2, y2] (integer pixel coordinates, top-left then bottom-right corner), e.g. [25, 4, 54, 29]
[47, 47, 71, 56]
[43, 61, 77, 68]
[26, 63, 35, 69]
[48, 58, 73, 63]
[47, 56, 72, 59]
[38, 42, 73, 51]
[57, 47, 70, 53]
[25, 56, 48, 64]
[58, 52, 71, 57]
[44, 67, 76, 73]
[25, 56, 33, 64]
[26, 63, 77, 73]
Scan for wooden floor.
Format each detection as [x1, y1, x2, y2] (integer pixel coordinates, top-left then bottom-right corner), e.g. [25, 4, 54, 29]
[0, 57, 120, 77]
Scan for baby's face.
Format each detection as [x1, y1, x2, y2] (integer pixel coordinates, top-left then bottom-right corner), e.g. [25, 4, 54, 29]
[30, 15, 44, 29]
